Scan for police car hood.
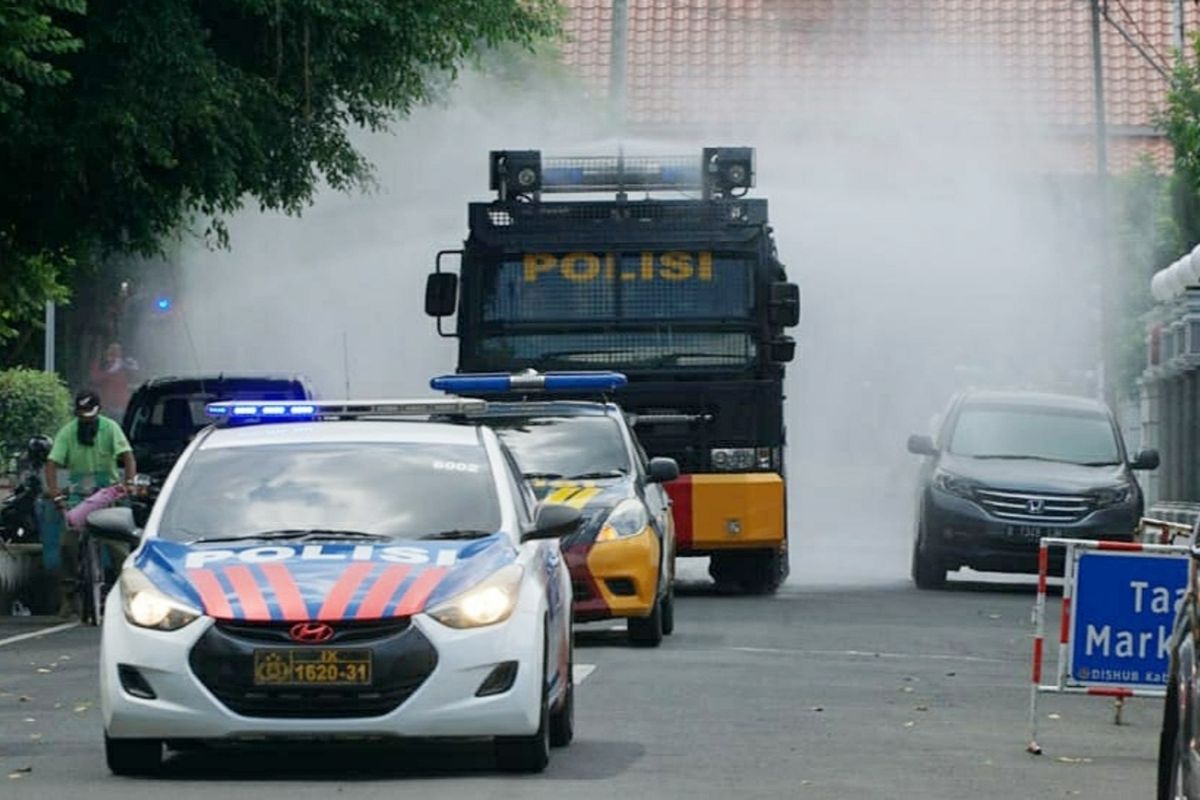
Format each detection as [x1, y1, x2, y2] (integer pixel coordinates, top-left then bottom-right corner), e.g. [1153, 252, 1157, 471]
[133, 535, 515, 623]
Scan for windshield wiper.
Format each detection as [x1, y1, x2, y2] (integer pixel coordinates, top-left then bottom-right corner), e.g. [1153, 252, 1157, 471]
[1078, 461, 1122, 467]
[418, 529, 494, 541]
[522, 471, 565, 480]
[969, 455, 1069, 463]
[567, 469, 628, 480]
[191, 529, 391, 544]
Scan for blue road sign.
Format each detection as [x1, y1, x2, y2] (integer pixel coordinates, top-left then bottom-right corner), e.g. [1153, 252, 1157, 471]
[1070, 551, 1189, 688]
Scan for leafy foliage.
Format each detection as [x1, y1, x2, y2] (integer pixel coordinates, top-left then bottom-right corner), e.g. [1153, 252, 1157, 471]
[0, 367, 70, 460]
[0, 0, 562, 350]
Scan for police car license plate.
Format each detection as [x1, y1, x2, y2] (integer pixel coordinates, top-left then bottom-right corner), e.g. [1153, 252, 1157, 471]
[253, 649, 372, 686]
[1007, 525, 1057, 542]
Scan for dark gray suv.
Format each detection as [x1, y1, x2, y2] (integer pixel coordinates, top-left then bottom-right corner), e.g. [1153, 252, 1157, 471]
[906, 391, 1159, 589]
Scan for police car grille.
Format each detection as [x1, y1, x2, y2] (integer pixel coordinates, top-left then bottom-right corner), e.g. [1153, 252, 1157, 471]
[210, 683, 425, 719]
[215, 618, 411, 645]
[975, 489, 1093, 523]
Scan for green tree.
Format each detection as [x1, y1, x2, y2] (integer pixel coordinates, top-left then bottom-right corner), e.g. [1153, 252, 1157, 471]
[0, 0, 562, 351]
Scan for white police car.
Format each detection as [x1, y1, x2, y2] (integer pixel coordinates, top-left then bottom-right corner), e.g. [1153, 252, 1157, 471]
[91, 398, 578, 775]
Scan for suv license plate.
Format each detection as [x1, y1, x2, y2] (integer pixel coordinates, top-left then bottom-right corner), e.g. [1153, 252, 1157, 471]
[1007, 525, 1058, 542]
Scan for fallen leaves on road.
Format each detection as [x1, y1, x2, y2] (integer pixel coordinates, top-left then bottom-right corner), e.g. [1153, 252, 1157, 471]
[1055, 756, 1093, 765]
[35, 668, 51, 674]
[915, 704, 929, 712]
[1047, 713, 1062, 720]
[18, 695, 31, 703]
[73, 702, 92, 714]
[809, 706, 824, 712]
[7, 767, 31, 779]
[987, 613, 1001, 620]
[22, 717, 35, 723]
[901, 686, 914, 693]
[904, 721, 916, 728]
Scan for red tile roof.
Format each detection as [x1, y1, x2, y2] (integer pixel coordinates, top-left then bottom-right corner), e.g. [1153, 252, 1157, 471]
[560, 0, 1197, 172]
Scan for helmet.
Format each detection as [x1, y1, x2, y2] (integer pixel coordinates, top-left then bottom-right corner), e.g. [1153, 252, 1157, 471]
[26, 435, 52, 464]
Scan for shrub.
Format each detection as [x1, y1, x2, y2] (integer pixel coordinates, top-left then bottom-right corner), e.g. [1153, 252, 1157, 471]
[0, 368, 71, 463]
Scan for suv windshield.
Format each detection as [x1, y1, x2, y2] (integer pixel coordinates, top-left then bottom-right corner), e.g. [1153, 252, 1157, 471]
[487, 415, 632, 479]
[948, 405, 1121, 465]
[155, 442, 501, 541]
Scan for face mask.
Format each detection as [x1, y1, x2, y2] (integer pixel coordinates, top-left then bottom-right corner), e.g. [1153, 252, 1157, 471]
[77, 418, 99, 446]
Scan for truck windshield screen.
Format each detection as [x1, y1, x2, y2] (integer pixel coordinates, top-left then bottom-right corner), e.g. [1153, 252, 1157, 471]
[481, 251, 754, 322]
[473, 331, 756, 370]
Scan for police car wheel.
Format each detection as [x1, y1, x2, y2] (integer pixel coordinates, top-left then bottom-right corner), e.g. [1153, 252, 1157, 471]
[105, 733, 162, 776]
[628, 595, 664, 647]
[661, 582, 675, 636]
[549, 644, 574, 748]
[495, 640, 551, 772]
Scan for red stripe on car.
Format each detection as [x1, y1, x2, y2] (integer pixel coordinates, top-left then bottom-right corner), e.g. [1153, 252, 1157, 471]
[187, 568, 233, 619]
[225, 565, 271, 621]
[356, 565, 413, 620]
[260, 563, 309, 621]
[317, 562, 374, 620]
[393, 567, 448, 616]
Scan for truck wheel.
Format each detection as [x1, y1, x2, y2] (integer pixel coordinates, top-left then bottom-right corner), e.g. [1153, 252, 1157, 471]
[910, 533, 946, 590]
[105, 734, 162, 776]
[741, 549, 784, 595]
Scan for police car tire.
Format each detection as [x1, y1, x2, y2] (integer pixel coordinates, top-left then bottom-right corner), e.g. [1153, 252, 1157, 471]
[628, 596, 664, 647]
[661, 582, 675, 636]
[549, 647, 574, 748]
[105, 734, 162, 776]
[494, 641, 551, 772]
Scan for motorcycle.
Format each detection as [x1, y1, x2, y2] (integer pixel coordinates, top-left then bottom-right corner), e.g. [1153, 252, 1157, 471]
[0, 435, 53, 545]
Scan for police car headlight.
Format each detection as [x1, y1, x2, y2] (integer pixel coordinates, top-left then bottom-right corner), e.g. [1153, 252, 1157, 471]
[596, 499, 650, 542]
[120, 567, 200, 631]
[427, 564, 524, 629]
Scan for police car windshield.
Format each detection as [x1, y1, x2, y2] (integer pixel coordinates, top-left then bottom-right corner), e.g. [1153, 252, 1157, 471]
[155, 442, 501, 542]
[488, 416, 632, 479]
[948, 405, 1121, 465]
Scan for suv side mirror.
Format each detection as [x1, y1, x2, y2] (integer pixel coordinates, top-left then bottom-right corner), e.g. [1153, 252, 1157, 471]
[646, 457, 680, 484]
[769, 282, 800, 327]
[523, 503, 583, 542]
[87, 506, 140, 546]
[907, 434, 938, 457]
[1131, 449, 1160, 471]
[425, 273, 458, 317]
[766, 336, 796, 364]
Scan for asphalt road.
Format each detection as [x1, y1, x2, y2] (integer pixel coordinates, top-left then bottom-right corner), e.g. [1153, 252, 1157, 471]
[0, 552, 1159, 800]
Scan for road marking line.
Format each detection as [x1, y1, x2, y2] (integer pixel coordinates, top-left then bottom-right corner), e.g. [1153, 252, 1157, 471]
[0, 621, 81, 648]
[573, 664, 597, 683]
[729, 646, 1009, 664]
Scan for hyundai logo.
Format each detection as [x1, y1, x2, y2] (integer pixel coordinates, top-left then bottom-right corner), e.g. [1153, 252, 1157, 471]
[289, 622, 334, 643]
[1027, 498, 1046, 515]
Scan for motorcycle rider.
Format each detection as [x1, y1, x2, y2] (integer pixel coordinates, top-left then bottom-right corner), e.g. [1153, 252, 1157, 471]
[40, 390, 137, 617]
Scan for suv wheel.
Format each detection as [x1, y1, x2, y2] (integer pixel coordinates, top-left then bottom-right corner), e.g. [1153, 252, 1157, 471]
[911, 530, 946, 590]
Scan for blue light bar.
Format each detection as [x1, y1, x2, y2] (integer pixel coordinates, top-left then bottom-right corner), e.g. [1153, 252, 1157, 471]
[206, 401, 318, 419]
[431, 371, 628, 394]
[205, 398, 486, 424]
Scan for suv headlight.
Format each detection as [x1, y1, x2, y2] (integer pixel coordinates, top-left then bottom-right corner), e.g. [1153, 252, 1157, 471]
[1094, 484, 1134, 508]
[932, 470, 977, 500]
[711, 447, 775, 472]
[596, 499, 650, 542]
[120, 567, 200, 631]
[427, 563, 524, 629]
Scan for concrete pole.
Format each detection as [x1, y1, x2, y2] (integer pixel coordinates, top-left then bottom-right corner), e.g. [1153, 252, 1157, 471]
[1090, 0, 1115, 406]
[43, 301, 55, 374]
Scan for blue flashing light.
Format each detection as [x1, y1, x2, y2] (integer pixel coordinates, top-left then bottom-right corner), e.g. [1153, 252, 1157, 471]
[154, 296, 172, 312]
[206, 401, 317, 420]
[431, 371, 627, 395]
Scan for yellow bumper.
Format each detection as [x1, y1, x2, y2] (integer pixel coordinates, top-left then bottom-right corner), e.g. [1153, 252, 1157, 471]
[582, 528, 662, 618]
[664, 473, 785, 552]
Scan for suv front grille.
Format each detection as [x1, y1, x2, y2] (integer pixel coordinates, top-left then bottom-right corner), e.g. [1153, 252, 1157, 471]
[975, 489, 1093, 523]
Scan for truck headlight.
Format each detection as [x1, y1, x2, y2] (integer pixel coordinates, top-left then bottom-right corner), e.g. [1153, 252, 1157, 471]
[427, 564, 524, 629]
[596, 499, 650, 542]
[711, 447, 775, 472]
[120, 567, 200, 631]
[932, 470, 977, 500]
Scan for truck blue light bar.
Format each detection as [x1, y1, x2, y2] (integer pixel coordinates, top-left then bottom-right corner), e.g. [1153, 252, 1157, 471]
[206, 398, 487, 422]
[431, 371, 628, 394]
[541, 156, 702, 193]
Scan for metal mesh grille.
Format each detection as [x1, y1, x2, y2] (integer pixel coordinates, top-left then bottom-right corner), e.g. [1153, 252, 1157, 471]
[482, 254, 753, 322]
[474, 332, 755, 370]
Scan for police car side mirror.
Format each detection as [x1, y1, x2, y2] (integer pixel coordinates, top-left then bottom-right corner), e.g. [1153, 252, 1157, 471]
[524, 503, 583, 542]
[646, 457, 679, 484]
[769, 282, 800, 327]
[86, 506, 141, 546]
[425, 273, 458, 317]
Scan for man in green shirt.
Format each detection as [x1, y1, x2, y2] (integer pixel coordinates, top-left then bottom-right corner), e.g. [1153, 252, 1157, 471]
[40, 390, 137, 616]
